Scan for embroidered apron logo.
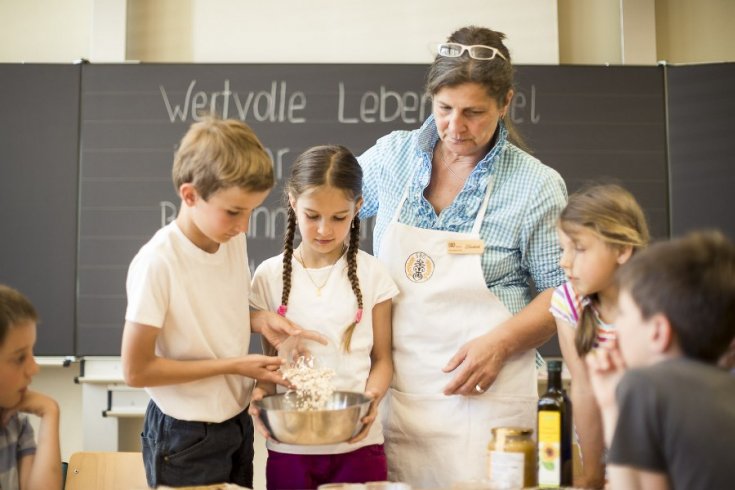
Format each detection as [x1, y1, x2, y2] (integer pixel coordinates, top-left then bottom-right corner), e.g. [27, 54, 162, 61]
[404, 252, 434, 282]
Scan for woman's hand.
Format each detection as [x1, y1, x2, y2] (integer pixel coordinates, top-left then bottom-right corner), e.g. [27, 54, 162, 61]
[248, 385, 275, 441]
[348, 390, 379, 443]
[442, 331, 507, 396]
[442, 289, 557, 396]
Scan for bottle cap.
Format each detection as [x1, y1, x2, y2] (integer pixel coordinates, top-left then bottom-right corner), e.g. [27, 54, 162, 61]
[547, 360, 562, 372]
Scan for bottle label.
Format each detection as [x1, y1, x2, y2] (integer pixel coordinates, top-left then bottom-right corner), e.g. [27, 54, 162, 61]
[487, 450, 524, 488]
[537, 411, 562, 486]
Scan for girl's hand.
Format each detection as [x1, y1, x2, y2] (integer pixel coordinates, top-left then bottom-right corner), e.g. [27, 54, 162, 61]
[348, 390, 379, 444]
[574, 473, 606, 490]
[248, 385, 275, 441]
[585, 342, 627, 411]
[236, 354, 289, 387]
[250, 310, 328, 350]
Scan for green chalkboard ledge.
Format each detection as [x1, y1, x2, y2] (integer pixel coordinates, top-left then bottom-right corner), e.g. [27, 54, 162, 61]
[36, 356, 76, 368]
[73, 357, 125, 384]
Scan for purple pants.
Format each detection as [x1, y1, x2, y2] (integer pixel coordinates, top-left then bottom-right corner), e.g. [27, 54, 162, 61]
[266, 444, 387, 490]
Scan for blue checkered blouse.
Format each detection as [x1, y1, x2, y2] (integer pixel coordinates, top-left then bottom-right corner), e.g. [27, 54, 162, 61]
[358, 115, 567, 315]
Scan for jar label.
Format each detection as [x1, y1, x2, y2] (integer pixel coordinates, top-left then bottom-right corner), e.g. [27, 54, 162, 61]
[487, 450, 524, 488]
[538, 411, 561, 485]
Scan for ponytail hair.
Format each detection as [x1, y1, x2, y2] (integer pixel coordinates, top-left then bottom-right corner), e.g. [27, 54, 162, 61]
[559, 184, 650, 356]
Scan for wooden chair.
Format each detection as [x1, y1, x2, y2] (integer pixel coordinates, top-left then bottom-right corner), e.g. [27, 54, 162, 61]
[64, 451, 149, 490]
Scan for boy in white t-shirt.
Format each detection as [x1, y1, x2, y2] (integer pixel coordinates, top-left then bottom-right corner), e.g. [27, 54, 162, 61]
[121, 116, 300, 488]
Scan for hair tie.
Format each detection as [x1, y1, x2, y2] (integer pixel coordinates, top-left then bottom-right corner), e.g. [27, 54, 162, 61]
[355, 308, 363, 324]
[277, 305, 288, 317]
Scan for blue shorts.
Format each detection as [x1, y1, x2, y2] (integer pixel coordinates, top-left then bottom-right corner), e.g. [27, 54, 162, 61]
[141, 400, 254, 488]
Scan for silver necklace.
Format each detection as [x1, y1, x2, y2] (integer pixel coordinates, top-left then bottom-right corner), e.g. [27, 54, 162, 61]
[438, 145, 467, 183]
[298, 247, 343, 297]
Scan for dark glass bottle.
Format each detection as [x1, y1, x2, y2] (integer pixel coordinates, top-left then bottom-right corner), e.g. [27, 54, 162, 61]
[537, 360, 573, 487]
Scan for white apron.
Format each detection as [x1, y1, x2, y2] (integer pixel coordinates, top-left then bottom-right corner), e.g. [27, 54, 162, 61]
[379, 174, 538, 489]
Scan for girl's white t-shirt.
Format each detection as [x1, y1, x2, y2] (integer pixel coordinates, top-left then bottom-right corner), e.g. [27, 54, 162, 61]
[250, 249, 399, 454]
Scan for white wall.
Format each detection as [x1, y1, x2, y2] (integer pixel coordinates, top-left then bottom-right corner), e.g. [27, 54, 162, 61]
[4, 0, 734, 65]
[1, 0, 560, 63]
[188, 0, 559, 63]
[655, 0, 735, 63]
[0, 0, 92, 62]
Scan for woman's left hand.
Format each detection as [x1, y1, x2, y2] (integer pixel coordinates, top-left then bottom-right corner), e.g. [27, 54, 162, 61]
[442, 332, 507, 396]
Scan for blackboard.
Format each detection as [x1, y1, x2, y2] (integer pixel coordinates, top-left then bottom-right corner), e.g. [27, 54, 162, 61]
[0, 63, 680, 356]
[0, 64, 80, 355]
[76, 64, 668, 356]
[667, 63, 735, 240]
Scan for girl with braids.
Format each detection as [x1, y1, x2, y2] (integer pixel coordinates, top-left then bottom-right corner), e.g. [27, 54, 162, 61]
[249, 145, 399, 490]
[550, 183, 649, 488]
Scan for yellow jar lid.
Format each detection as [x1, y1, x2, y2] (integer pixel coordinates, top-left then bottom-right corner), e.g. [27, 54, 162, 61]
[491, 426, 533, 436]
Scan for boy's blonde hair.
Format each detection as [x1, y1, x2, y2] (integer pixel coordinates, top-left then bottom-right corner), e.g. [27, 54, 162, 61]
[560, 184, 650, 355]
[0, 284, 38, 345]
[172, 116, 274, 199]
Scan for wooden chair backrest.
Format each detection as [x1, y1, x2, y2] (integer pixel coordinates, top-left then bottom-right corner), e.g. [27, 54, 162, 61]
[64, 451, 149, 490]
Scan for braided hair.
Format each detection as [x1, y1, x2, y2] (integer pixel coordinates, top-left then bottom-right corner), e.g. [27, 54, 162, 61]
[279, 145, 364, 352]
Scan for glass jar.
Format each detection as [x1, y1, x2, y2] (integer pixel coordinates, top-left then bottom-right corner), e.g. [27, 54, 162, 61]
[487, 426, 537, 488]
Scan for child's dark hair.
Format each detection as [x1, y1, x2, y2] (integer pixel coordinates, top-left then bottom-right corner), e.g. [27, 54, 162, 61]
[560, 184, 650, 356]
[0, 284, 38, 346]
[618, 230, 735, 362]
[279, 145, 363, 352]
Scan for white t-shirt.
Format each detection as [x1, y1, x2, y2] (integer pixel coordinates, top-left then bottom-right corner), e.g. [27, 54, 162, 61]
[125, 221, 253, 422]
[250, 249, 399, 454]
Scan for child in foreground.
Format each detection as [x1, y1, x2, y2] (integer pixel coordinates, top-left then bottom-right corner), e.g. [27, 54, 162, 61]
[550, 184, 649, 488]
[0, 284, 62, 490]
[121, 116, 300, 488]
[250, 145, 398, 490]
[587, 230, 735, 490]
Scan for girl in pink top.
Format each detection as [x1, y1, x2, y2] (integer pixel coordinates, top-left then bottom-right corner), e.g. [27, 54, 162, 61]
[550, 184, 649, 488]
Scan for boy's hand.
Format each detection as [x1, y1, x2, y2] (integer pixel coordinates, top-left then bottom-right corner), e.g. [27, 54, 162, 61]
[236, 354, 291, 387]
[248, 385, 275, 441]
[348, 390, 379, 444]
[2, 390, 59, 426]
[585, 342, 627, 411]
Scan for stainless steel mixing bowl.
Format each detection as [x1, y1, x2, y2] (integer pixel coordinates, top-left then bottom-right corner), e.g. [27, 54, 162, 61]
[253, 391, 372, 445]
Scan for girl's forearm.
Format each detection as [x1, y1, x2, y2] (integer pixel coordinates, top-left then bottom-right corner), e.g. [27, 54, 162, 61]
[365, 356, 393, 401]
[572, 385, 607, 487]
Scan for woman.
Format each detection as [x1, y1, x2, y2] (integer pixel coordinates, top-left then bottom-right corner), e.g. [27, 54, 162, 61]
[358, 26, 567, 488]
